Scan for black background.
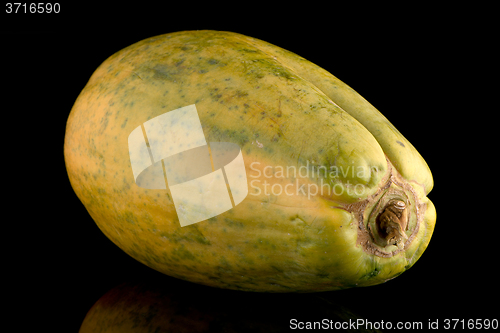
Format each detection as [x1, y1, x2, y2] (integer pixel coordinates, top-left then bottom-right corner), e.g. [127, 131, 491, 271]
[3, 3, 497, 332]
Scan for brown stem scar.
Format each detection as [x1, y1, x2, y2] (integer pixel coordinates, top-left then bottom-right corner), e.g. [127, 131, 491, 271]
[376, 200, 409, 247]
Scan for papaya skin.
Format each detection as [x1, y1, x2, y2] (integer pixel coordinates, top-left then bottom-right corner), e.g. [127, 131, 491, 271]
[64, 30, 435, 292]
[238, 35, 433, 194]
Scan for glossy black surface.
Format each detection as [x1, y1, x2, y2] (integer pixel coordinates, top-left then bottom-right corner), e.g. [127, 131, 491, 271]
[4, 6, 495, 331]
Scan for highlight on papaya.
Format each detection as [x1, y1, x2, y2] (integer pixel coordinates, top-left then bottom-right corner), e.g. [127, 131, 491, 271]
[64, 30, 435, 292]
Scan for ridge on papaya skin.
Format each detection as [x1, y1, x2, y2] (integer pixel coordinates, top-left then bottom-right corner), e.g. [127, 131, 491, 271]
[64, 30, 435, 292]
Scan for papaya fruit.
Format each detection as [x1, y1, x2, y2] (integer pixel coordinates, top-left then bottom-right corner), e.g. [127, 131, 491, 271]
[64, 30, 435, 292]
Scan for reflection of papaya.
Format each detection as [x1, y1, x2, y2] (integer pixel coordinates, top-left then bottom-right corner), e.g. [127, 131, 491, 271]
[79, 276, 381, 332]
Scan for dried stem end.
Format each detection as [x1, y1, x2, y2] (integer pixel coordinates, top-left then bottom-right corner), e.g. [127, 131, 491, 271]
[375, 199, 409, 249]
[349, 161, 423, 257]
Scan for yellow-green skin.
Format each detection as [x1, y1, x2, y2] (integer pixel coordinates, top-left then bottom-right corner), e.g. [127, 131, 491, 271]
[64, 30, 435, 292]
